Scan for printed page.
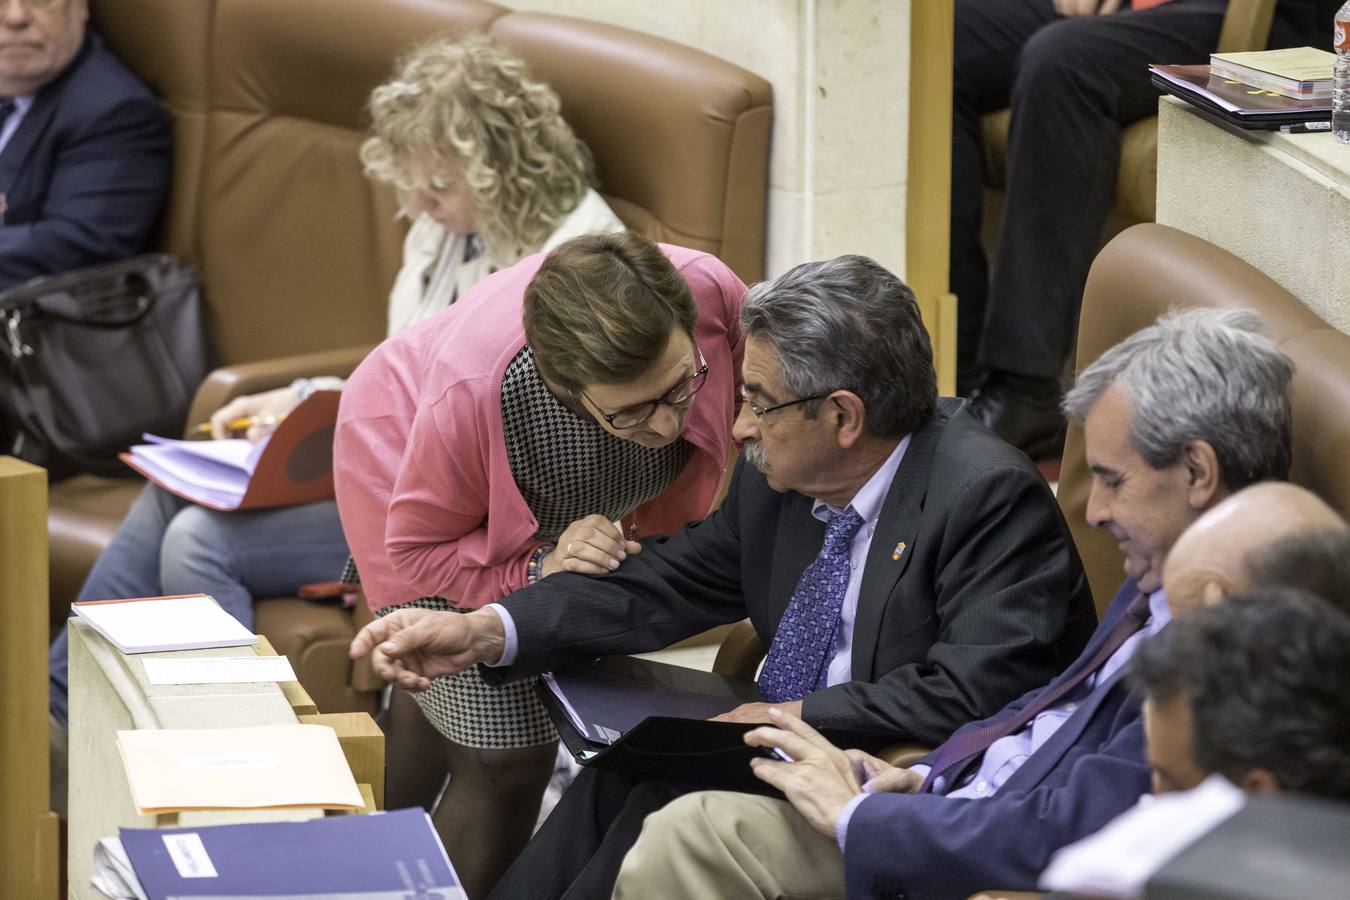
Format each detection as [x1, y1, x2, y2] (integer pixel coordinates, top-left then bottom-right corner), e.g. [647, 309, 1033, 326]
[141, 655, 297, 686]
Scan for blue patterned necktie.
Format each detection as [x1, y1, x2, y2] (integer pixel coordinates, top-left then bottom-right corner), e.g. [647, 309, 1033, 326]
[759, 508, 866, 703]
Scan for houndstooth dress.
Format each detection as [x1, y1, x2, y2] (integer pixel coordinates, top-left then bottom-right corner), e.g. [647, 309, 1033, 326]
[375, 345, 692, 748]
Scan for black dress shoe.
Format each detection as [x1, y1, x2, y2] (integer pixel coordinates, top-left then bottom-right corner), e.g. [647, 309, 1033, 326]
[968, 371, 1065, 460]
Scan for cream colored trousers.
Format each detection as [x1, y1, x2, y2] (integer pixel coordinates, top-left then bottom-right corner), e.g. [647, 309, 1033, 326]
[612, 791, 847, 900]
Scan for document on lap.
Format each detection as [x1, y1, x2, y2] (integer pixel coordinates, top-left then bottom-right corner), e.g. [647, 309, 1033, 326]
[73, 593, 258, 654]
[120, 390, 340, 511]
[539, 656, 880, 793]
[542, 655, 759, 743]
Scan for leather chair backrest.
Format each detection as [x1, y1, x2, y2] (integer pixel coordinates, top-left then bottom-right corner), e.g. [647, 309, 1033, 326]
[1058, 224, 1350, 612]
[89, 0, 771, 366]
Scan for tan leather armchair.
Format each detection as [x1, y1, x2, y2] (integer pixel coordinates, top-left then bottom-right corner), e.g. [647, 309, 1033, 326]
[51, 0, 771, 714]
[1059, 222, 1350, 613]
[981, 0, 1277, 226]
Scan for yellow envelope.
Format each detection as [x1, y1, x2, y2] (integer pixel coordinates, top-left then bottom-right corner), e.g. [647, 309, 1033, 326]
[116, 724, 365, 814]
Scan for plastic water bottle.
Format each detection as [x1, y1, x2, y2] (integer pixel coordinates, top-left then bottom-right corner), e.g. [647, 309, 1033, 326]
[1335, 1, 1350, 142]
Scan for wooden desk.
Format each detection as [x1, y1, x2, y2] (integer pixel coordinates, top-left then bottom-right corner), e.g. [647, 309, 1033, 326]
[1157, 95, 1350, 336]
[67, 623, 326, 899]
[0, 458, 59, 899]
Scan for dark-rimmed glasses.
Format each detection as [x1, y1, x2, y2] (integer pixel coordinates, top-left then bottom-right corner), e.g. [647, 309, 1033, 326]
[580, 345, 708, 429]
[738, 385, 834, 422]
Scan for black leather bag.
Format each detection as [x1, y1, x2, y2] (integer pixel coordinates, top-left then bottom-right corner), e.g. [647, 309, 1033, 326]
[0, 254, 214, 479]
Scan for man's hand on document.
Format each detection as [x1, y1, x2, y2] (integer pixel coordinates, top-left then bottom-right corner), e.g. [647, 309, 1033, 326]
[349, 607, 505, 691]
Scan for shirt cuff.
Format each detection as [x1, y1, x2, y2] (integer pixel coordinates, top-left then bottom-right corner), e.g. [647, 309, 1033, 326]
[483, 603, 519, 667]
[906, 763, 932, 784]
[835, 793, 871, 853]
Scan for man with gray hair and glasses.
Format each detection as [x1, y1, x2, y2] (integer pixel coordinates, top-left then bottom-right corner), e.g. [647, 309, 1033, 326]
[611, 307, 1296, 900]
[351, 254, 1096, 899]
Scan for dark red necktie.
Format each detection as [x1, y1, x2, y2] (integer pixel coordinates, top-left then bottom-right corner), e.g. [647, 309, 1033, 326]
[1131, 0, 1173, 9]
[920, 592, 1152, 793]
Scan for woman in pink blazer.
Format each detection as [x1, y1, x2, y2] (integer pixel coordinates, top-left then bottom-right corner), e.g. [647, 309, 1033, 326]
[334, 231, 745, 896]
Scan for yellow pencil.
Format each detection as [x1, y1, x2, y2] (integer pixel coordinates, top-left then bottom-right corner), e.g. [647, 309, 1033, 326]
[188, 415, 279, 436]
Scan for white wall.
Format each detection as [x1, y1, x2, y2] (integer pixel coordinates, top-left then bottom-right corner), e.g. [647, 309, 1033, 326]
[504, 0, 911, 279]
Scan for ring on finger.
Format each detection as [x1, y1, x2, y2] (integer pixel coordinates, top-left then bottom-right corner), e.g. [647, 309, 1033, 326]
[566, 541, 575, 557]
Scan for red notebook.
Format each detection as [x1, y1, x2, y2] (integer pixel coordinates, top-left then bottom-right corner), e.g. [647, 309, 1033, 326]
[120, 391, 339, 511]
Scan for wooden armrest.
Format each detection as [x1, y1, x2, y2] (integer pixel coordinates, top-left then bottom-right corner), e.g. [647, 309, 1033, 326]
[879, 743, 931, 768]
[712, 619, 765, 680]
[184, 344, 375, 430]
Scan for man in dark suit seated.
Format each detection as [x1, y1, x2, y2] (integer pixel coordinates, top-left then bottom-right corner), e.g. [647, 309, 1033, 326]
[610, 307, 1297, 900]
[0, 0, 171, 289]
[351, 254, 1097, 899]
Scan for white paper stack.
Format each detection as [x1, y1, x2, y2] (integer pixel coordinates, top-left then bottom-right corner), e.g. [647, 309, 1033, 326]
[90, 837, 148, 900]
[73, 593, 258, 654]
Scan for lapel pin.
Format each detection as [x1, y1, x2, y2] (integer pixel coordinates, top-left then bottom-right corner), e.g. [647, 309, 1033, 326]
[892, 541, 906, 561]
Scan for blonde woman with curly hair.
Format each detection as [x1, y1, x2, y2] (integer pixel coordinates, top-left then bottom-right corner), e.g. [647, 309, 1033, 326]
[362, 33, 622, 335]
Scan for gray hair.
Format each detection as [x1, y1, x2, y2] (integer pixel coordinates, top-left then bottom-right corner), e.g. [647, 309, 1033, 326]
[741, 255, 936, 438]
[1063, 307, 1293, 489]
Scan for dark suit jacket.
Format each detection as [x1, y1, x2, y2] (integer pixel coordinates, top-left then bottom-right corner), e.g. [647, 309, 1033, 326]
[0, 30, 171, 290]
[491, 398, 1097, 745]
[845, 580, 1152, 900]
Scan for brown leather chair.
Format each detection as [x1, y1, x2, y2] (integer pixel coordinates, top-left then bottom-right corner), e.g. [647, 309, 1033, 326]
[981, 0, 1277, 227]
[51, 0, 771, 714]
[1059, 222, 1350, 613]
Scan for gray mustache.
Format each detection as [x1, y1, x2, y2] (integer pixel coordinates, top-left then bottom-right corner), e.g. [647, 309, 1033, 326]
[743, 441, 768, 470]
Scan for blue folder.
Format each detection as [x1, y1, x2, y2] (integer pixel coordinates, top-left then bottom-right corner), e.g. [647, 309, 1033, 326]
[118, 807, 462, 899]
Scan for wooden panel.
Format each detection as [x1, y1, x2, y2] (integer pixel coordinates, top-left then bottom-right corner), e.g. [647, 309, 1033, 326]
[299, 713, 385, 810]
[0, 457, 59, 899]
[908, 1, 956, 395]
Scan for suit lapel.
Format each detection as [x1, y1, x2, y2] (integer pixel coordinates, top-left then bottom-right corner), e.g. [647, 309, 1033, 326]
[849, 402, 954, 680]
[0, 92, 57, 195]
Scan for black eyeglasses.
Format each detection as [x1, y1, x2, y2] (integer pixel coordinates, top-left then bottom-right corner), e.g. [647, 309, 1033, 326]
[738, 385, 834, 422]
[580, 346, 709, 429]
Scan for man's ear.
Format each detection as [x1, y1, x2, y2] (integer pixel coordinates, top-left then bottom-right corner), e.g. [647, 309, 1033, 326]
[1239, 768, 1281, 795]
[830, 391, 868, 449]
[1183, 440, 1222, 510]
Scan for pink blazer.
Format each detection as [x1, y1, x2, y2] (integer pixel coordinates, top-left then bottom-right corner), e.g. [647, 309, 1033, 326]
[335, 245, 746, 612]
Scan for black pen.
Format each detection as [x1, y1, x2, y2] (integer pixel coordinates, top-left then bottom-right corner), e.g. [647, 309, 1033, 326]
[1278, 121, 1333, 134]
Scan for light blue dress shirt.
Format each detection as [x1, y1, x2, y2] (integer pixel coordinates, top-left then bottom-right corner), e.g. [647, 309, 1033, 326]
[835, 589, 1170, 851]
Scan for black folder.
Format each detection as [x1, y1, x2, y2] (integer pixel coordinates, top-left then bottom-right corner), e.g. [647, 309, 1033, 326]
[1149, 63, 1331, 129]
[538, 655, 891, 793]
